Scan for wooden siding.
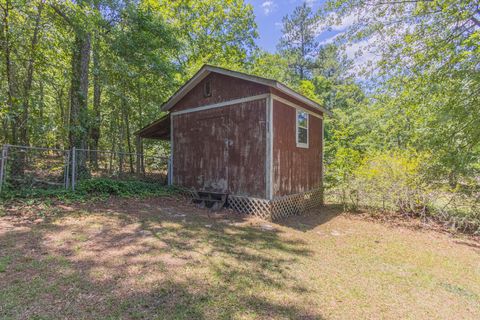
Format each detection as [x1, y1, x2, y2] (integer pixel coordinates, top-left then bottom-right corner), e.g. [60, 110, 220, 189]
[272, 99, 323, 197]
[172, 99, 267, 198]
[172, 73, 270, 112]
[270, 88, 324, 118]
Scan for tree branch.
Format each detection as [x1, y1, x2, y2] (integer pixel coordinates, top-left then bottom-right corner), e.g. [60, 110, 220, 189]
[49, 3, 72, 25]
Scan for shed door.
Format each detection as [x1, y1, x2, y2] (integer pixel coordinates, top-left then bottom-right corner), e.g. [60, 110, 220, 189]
[194, 114, 229, 193]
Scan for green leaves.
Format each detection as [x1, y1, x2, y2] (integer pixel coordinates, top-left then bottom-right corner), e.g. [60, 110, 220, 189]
[0, 0, 259, 156]
[318, 0, 480, 185]
[157, 0, 257, 77]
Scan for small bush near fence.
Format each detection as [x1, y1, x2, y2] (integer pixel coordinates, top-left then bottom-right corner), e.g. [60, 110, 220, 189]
[326, 152, 480, 235]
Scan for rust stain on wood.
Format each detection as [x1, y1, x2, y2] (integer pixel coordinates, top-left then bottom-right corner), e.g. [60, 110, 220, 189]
[173, 100, 266, 198]
[170, 72, 324, 199]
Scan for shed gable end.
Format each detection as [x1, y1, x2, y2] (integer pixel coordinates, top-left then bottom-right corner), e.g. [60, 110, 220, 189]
[170, 72, 271, 112]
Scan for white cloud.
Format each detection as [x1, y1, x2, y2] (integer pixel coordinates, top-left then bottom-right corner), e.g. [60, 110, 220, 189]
[290, 0, 315, 4]
[314, 10, 377, 77]
[334, 13, 357, 30]
[318, 32, 344, 46]
[262, 1, 277, 16]
[316, 12, 358, 35]
[343, 34, 384, 78]
[345, 38, 376, 62]
[316, 8, 420, 79]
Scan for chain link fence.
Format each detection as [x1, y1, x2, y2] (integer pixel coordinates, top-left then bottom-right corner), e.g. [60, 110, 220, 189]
[0, 145, 169, 193]
[72, 148, 168, 188]
[0, 145, 69, 192]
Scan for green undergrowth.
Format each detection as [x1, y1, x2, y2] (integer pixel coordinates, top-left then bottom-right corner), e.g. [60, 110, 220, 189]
[0, 178, 179, 204]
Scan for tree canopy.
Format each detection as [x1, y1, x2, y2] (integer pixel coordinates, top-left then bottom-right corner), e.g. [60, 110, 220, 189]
[0, 0, 478, 201]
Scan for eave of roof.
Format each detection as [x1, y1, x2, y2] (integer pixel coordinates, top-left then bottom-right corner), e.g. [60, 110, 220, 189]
[135, 113, 170, 140]
[161, 64, 333, 116]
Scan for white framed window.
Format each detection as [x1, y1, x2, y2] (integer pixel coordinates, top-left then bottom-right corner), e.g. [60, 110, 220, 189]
[296, 110, 309, 148]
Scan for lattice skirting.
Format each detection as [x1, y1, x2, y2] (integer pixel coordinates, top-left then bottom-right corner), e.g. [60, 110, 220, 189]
[175, 187, 198, 199]
[228, 188, 323, 221]
[227, 196, 272, 220]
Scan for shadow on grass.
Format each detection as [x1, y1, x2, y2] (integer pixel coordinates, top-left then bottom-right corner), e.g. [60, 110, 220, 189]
[276, 203, 344, 232]
[0, 197, 325, 319]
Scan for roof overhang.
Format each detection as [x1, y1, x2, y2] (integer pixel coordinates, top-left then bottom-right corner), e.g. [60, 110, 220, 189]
[135, 113, 170, 140]
[161, 65, 332, 116]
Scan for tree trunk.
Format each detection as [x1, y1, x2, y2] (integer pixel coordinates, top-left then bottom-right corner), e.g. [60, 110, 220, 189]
[56, 85, 67, 148]
[0, 2, 9, 143]
[137, 83, 145, 173]
[2, 0, 26, 179]
[109, 114, 117, 175]
[20, 0, 44, 147]
[90, 29, 101, 168]
[69, 31, 91, 178]
[118, 106, 125, 176]
[1, 0, 19, 145]
[120, 85, 134, 173]
[125, 109, 134, 174]
[39, 81, 44, 121]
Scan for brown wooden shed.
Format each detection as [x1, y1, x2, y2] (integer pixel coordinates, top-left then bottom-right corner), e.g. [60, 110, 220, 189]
[137, 65, 331, 220]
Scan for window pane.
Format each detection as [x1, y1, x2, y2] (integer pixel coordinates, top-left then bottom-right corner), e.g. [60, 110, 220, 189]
[298, 127, 308, 144]
[297, 112, 307, 128]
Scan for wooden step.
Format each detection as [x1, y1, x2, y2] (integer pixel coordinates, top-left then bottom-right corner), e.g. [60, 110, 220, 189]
[192, 191, 228, 211]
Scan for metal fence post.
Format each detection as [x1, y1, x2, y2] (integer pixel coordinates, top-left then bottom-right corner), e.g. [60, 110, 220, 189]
[0, 145, 7, 192]
[64, 150, 70, 189]
[71, 147, 76, 191]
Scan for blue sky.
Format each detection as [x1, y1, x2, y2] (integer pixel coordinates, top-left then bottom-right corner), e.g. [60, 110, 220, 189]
[245, 0, 375, 74]
[246, 0, 330, 52]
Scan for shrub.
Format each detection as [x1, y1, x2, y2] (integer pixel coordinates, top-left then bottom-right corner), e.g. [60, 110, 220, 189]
[352, 151, 428, 215]
[429, 183, 480, 234]
[326, 150, 480, 234]
[0, 178, 175, 203]
[75, 178, 172, 197]
[326, 151, 428, 213]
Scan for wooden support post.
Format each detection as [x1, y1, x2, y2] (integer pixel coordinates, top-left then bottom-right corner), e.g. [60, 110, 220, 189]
[167, 156, 172, 186]
[321, 118, 325, 205]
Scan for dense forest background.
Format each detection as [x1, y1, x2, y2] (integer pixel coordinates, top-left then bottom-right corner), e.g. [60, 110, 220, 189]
[1, 0, 479, 228]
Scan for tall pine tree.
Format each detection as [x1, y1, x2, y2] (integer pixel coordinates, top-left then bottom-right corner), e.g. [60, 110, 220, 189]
[277, 2, 319, 80]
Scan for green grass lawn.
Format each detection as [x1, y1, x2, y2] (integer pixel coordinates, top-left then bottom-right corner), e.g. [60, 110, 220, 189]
[1, 197, 479, 319]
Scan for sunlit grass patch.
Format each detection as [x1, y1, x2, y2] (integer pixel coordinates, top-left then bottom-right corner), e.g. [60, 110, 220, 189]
[0, 199, 479, 319]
